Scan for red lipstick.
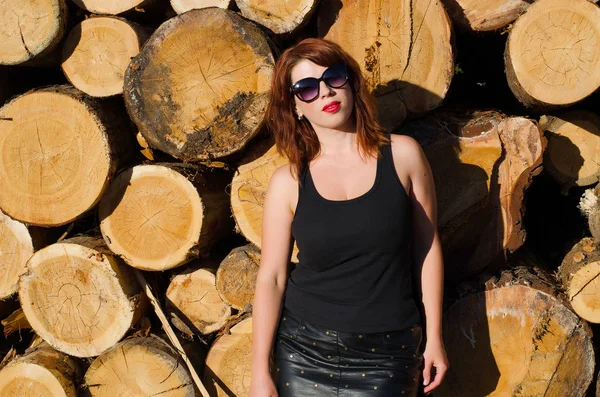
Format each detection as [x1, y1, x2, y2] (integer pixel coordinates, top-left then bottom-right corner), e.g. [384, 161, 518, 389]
[322, 101, 341, 113]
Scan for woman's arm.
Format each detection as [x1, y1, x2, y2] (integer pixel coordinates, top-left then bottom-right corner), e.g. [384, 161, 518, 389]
[250, 165, 296, 386]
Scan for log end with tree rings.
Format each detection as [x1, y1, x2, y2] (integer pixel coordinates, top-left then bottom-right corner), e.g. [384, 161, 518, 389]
[166, 266, 232, 336]
[0, 0, 68, 65]
[18, 238, 143, 358]
[442, 0, 531, 32]
[540, 111, 600, 192]
[0, 343, 81, 397]
[317, 0, 453, 128]
[504, 0, 600, 109]
[230, 141, 299, 262]
[204, 317, 256, 397]
[84, 335, 196, 397]
[215, 244, 260, 310]
[0, 210, 33, 300]
[235, 0, 318, 34]
[436, 266, 594, 397]
[124, 8, 275, 161]
[99, 164, 233, 271]
[170, 0, 231, 14]
[70, 0, 150, 14]
[0, 85, 133, 227]
[558, 237, 600, 323]
[61, 17, 148, 97]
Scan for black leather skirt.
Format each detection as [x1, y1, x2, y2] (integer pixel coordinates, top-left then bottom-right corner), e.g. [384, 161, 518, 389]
[274, 308, 424, 396]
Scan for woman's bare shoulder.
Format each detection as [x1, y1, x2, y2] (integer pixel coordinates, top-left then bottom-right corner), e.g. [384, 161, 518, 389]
[388, 133, 427, 171]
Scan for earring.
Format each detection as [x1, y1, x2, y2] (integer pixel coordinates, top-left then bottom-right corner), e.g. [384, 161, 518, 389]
[297, 113, 304, 120]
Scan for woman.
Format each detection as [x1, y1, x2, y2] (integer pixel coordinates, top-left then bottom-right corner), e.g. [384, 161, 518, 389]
[249, 37, 448, 397]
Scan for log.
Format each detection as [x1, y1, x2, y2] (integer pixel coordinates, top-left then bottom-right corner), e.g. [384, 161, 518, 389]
[204, 317, 267, 397]
[504, 0, 600, 109]
[399, 110, 544, 280]
[1, 308, 31, 337]
[580, 184, 600, 243]
[436, 265, 594, 396]
[170, 0, 231, 14]
[215, 243, 260, 311]
[316, 0, 454, 130]
[84, 335, 196, 396]
[18, 236, 145, 357]
[0, 0, 68, 66]
[557, 237, 600, 323]
[166, 265, 232, 336]
[442, 0, 530, 31]
[0, 85, 135, 227]
[0, 342, 81, 397]
[99, 163, 234, 271]
[124, 8, 275, 161]
[235, 0, 318, 34]
[70, 0, 157, 14]
[540, 111, 600, 193]
[230, 137, 299, 262]
[0, 209, 33, 299]
[61, 16, 150, 97]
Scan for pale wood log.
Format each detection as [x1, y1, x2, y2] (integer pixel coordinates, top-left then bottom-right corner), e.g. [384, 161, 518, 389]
[71, 0, 156, 14]
[18, 236, 144, 358]
[99, 163, 234, 271]
[442, 0, 530, 31]
[0, 342, 81, 396]
[436, 265, 594, 396]
[61, 16, 150, 97]
[317, 0, 454, 130]
[231, 137, 299, 262]
[0, 209, 33, 299]
[216, 243, 260, 311]
[580, 184, 600, 243]
[0, 0, 68, 66]
[84, 335, 196, 396]
[540, 111, 600, 193]
[124, 8, 275, 161]
[166, 265, 232, 336]
[557, 237, 600, 323]
[235, 0, 318, 34]
[1, 308, 31, 337]
[0, 85, 135, 227]
[504, 0, 600, 109]
[170, 0, 231, 13]
[399, 110, 545, 280]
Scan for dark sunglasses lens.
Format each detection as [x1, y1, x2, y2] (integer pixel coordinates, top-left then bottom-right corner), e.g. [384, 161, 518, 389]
[324, 75, 347, 88]
[323, 64, 348, 88]
[293, 80, 319, 101]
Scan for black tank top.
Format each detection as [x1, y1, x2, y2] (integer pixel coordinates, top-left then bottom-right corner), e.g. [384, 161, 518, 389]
[282, 133, 422, 333]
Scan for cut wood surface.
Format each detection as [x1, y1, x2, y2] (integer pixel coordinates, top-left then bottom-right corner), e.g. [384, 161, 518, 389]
[399, 110, 544, 280]
[170, 0, 231, 13]
[124, 8, 275, 161]
[204, 317, 258, 397]
[436, 265, 594, 397]
[166, 266, 232, 336]
[231, 138, 299, 262]
[99, 164, 233, 271]
[0, 343, 81, 397]
[317, 0, 454, 129]
[0, 209, 33, 299]
[504, 0, 600, 109]
[0, 0, 68, 65]
[540, 111, 600, 192]
[580, 184, 600, 244]
[1, 308, 31, 337]
[557, 237, 600, 323]
[442, 0, 530, 31]
[70, 0, 155, 14]
[0, 85, 135, 227]
[84, 335, 196, 396]
[18, 237, 144, 357]
[235, 0, 318, 34]
[61, 16, 149, 97]
[216, 243, 260, 310]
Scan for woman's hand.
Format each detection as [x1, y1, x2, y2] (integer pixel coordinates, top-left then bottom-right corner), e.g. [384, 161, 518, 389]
[248, 372, 278, 397]
[422, 338, 449, 395]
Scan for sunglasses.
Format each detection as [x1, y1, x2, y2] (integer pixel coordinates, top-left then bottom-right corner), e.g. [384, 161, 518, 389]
[289, 63, 349, 102]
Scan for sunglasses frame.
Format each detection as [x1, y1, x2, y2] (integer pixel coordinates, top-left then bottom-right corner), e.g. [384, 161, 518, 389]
[289, 63, 350, 102]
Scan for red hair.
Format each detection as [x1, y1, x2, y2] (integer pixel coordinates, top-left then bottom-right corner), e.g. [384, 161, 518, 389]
[265, 38, 389, 183]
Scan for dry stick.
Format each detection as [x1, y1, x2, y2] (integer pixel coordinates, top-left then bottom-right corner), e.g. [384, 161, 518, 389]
[133, 269, 210, 397]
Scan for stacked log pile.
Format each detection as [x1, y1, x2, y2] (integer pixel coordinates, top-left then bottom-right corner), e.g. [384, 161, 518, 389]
[1, 0, 600, 396]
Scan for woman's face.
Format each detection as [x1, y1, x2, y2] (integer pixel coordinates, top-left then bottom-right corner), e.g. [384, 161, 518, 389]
[290, 59, 354, 130]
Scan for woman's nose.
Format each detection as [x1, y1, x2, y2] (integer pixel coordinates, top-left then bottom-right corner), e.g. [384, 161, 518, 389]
[319, 80, 335, 98]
